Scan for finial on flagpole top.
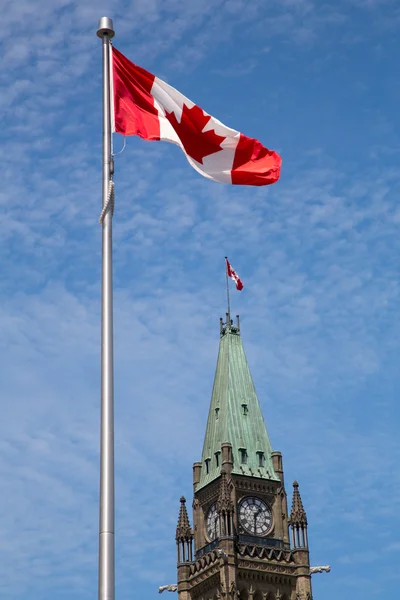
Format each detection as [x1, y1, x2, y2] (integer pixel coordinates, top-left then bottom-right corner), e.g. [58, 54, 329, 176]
[97, 16, 115, 38]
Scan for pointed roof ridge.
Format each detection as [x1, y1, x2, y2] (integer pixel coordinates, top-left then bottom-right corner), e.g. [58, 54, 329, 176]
[176, 496, 192, 541]
[198, 316, 279, 489]
[290, 481, 308, 526]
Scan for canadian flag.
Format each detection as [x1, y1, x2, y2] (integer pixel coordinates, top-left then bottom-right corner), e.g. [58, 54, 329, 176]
[226, 258, 243, 291]
[112, 47, 281, 186]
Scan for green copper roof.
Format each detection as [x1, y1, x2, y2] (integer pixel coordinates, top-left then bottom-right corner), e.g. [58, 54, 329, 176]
[198, 318, 279, 490]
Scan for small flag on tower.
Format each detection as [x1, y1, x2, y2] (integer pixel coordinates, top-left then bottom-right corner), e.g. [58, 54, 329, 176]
[226, 258, 243, 291]
[112, 47, 282, 186]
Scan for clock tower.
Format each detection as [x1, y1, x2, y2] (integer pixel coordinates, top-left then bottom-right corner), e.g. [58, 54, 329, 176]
[174, 314, 313, 600]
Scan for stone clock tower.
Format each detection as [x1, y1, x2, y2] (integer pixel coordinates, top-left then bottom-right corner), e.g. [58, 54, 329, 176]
[174, 315, 313, 600]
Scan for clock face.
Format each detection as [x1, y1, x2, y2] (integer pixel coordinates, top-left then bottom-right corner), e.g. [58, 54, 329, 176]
[238, 496, 272, 536]
[206, 503, 220, 540]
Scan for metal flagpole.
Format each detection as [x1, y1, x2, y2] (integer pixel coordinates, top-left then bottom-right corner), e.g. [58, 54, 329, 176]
[225, 257, 231, 323]
[97, 16, 115, 600]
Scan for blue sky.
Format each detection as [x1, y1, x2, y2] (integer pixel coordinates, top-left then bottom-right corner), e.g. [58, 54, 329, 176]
[1, 0, 400, 598]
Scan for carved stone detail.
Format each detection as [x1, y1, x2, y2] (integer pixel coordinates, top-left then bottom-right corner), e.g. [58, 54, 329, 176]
[238, 562, 296, 576]
[229, 581, 239, 600]
[176, 497, 193, 541]
[237, 570, 295, 591]
[217, 470, 234, 513]
[196, 483, 220, 507]
[190, 572, 220, 597]
[309, 565, 330, 575]
[237, 545, 295, 563]
[158, 584, 178, 593]
[189, 549, 225, 576]
[290, 483, 307, 528]
[234, 478, 277, 495]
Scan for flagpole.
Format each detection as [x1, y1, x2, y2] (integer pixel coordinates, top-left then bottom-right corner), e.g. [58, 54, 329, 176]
[97, 16, 115, 600]
[225, 257, 231, 323]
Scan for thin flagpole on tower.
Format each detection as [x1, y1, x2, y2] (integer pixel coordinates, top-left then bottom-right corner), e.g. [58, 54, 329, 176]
[225, 257, 231, 323]
[97, 16, 115, 600]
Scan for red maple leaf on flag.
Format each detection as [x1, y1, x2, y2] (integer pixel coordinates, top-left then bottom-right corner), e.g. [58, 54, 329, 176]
[165, 104, 226, 164]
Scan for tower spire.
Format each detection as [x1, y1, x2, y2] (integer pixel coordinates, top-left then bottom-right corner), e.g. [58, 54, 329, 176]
[290, 481, 308, 548]
[198, 317, 279, 490]
[176, 496, 192, 540]
[176, 497, 193, 563]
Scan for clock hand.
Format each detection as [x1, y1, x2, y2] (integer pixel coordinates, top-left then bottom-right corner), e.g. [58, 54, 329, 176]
[253, 509, 261, 533]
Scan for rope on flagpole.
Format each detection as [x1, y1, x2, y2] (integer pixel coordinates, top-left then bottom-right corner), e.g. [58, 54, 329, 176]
[112, 135, 126, 157]
[99, 179, 115, 225]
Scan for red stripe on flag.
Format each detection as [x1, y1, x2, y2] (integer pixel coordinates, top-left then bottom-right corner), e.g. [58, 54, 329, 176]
[112, 47, 160, 140]
[231, 133, 281, 186]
